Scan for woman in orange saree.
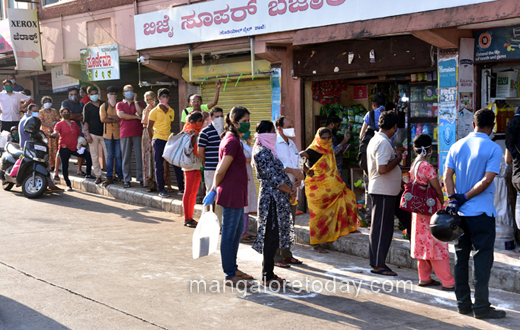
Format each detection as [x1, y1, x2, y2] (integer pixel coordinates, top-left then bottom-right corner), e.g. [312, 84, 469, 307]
[300, 128, 359, 253]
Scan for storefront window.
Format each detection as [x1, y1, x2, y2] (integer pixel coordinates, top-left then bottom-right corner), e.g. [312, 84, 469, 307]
[43, 0, 61, 6]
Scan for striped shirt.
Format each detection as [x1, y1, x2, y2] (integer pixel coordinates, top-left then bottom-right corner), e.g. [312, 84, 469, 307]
[198, 123, 221, 171]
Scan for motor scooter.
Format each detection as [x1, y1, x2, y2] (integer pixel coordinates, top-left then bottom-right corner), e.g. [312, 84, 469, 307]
[0, 117, 50, 198]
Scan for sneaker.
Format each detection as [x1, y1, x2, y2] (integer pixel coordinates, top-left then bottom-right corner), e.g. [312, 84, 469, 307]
[474, 307, 506, 319]
[65, 186, 73, 192]
[159, 191, 170, 198]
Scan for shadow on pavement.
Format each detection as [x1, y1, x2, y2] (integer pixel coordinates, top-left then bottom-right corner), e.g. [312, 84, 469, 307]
[0, 295, 70, 330]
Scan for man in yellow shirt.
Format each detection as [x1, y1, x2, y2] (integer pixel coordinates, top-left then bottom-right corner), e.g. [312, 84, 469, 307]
[148, 88, 175, 197]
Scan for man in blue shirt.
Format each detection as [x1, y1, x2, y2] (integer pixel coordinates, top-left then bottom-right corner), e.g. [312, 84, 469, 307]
[445, 109, 505, 319]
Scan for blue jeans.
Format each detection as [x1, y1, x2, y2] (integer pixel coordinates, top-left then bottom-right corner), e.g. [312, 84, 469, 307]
[104, 138, 123, 179]
[221, 207, 244, 279]
[455, 214, 495, 315]
[152, 139, 167, 192]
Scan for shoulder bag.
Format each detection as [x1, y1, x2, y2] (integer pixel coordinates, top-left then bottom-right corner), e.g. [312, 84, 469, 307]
[400, 160, 439, 215]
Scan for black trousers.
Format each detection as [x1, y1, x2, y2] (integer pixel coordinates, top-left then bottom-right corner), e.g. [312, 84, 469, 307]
[59, 147, 92, 187]
[369, 194, 397, 268]
[455, 214, 495, 315]
[394, 190, 412, 242]
[263, 198, 280, 282]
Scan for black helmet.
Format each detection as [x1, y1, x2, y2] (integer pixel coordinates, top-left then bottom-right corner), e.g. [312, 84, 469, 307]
[24, 116, 41, 134]
[430, 210, 464, 242]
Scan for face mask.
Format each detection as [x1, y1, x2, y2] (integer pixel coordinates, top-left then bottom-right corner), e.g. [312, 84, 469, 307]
[282, 128, 296, 138]
[12, 133, 19, 140]
[213, 117, 224, 134]
[44, 102, 52, 109]
[392, 127, 399, 138]
[5, 86, 13, 93]
[242, 131, 251, 141]
[124, 91, 134, 100]
[10, 79, 15, 84]
[70, 94, 78, 102]
[108, 95, 117, 107]
[237, 122, 250, 134]
[62, 114, 71, 120]
[160, 98, 169, 106]
[90, 94, 99, 102]
[31, 112, 39, 117]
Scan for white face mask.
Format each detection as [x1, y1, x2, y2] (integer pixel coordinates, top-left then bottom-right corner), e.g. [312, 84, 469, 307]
[44, 102, 52, 109]
[10, 79, 15, 84]
[213, 117, 224, 135]
[282, 128, 296, 138]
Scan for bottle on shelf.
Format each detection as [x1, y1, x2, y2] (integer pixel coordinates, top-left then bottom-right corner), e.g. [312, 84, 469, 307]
[416, 123, 423, 135]
[411, 124, 417, 141]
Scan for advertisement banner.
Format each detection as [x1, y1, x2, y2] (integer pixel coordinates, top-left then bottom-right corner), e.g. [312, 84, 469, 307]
[474, 24, 520, 62]
[7, 9, 43, 71]
[80, 44, 120, 81]
[51, 66, 79, 93]
[438, 57, 457, 88]
[0, 20, 13, 54]
[271, 68, 281, 121]
[134, 0, 495, 50]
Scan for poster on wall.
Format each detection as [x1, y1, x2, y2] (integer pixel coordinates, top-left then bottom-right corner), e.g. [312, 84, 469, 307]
[51, 66, 79, 93]
[438, 56, 458, 88]
[474, 24, 520, 62]
[353, 85, 368, 100]
[7, 9, 43, 71]
[80, 44, 120, 81]
[438, 87, 457, 124]
[271, 68, 281, 121]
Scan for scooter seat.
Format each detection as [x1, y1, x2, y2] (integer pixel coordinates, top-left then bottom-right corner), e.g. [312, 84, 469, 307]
[6, 142, 23, 159]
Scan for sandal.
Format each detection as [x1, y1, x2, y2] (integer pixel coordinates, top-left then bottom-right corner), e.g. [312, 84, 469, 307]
[371, 268, 398, 276]
[314, 246, 329, 254]
[225, 278, 253, 288]
[236, 270, 254, 280]
[240, 234, 255, 243]
[184, 219, 198, 228]
[94, 177, 102, 184]
[262, 275, 287, 288]
[283, 257, 303, 265]
[54, 175, 60, 181]
[146, 188, 157, 192]
[418, 279, 441, 287]
[102, 178, 113, 187]
[274, 261, 291, 268]
[77, 171, 86, 176]
[123, 182, 131, 188]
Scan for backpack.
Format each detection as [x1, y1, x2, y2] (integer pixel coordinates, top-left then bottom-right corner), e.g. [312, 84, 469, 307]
[357, 110, 376, 173]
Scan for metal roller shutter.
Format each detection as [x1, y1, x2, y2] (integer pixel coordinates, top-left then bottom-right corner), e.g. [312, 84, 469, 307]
[201, 77, 272, 195]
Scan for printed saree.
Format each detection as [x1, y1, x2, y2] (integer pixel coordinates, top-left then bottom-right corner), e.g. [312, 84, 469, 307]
[305, 131, 358, 245]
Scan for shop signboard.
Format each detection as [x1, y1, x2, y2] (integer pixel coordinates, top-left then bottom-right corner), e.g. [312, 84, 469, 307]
[80, 44, 120, 81]
[51, 66, 79, 93]
[0, 20, 13, 53]
[134, 0, 495, 50]
[38, 74, 53, 94]
[474, 24, 520, 62]
[271, 68, 281, 121]
[353, 86, 368, 100]
[7, 9, 43, 71]
[438, 57, 457, 88]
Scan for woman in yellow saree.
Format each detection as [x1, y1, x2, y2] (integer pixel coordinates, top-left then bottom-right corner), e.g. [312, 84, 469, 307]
[300, 128, 359, 253]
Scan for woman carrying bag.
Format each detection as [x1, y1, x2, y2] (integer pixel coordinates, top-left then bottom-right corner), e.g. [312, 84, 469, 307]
[407, 134, 454, 290]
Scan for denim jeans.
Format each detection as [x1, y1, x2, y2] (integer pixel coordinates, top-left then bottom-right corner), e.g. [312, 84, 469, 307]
[221, 206, 244, 280]
[104, 138, 123, 179]
[455, 214, 495, 315]
[152, 139, 167, 192]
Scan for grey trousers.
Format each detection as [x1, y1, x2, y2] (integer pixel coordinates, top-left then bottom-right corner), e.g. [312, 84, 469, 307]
[120, 136, 143, 183]
[274, 204, 297, 261]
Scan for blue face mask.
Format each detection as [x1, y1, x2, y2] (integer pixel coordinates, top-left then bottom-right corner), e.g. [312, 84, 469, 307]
[90, 94, 99, 102]
[124, 91, 134, 100]
[31, 112, 39, 117]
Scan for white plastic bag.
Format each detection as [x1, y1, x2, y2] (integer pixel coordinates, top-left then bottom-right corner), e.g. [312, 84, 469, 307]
[192, 207, 221, 259]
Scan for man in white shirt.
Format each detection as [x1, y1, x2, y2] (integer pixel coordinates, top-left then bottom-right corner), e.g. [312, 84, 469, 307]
[274, 116, 304, 267]
[366, 111, 402, 276]
[0, 79, 32, 132]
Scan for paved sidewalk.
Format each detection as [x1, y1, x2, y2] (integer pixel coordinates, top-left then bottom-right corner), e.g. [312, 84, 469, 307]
[54, 161, 520, 295]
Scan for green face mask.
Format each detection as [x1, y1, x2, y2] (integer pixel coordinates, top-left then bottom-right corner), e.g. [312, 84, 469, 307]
[5, 85, 13, 93]
[12, 133, 19, 140]
[237, 122, 250, 134]
[241, 131, 251, 141]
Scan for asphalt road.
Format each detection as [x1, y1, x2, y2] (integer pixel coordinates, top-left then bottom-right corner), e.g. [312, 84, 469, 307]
[0, 187, 519, 330]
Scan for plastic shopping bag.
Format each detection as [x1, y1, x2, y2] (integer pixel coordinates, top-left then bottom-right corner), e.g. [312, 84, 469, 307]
[9, 158, 22, 177]
[192, 207, 221, 259]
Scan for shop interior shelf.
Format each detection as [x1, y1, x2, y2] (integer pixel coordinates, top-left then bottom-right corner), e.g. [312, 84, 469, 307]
[409, 100, 439, 103]
[409, 117, 438, 123]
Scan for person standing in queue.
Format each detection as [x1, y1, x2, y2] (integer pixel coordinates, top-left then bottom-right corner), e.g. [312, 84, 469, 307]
[444, 109, 505, 319]
[203, 106, 253, 288]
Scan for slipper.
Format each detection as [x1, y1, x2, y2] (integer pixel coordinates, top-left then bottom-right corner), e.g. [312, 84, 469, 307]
[274, 261, 291, 268]
[418, 279, 441, 287]
[371, 268, 398, 276]
[236, 270, 254, 280]
[225, 279, 253, 288]
[262, 275, 287, 288]
[240, 235, 255, 243]
[295, 211, 304, 215]
[77, 171, 87, 176]
[54, 175, 60, 181]
[184, 219, 198, 228]
[442, 286, 455, 291]
[283, 257, 303, 265]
